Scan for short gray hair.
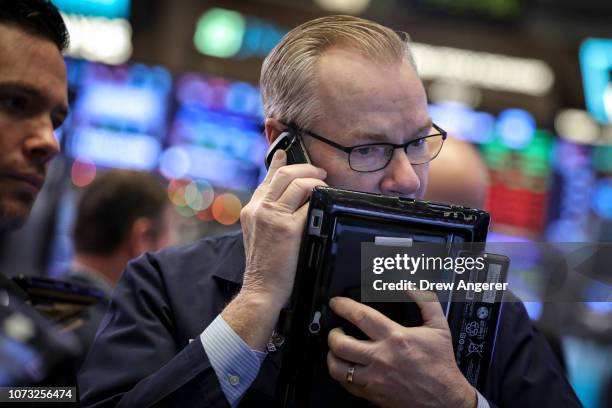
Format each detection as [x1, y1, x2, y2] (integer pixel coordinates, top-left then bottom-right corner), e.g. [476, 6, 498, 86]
[260, 15, 416, 129]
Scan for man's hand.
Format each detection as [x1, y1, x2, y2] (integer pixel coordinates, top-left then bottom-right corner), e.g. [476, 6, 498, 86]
[327, 292, 477, 408]
[239, 149, 327, 302]
[222, 150, 327, 350]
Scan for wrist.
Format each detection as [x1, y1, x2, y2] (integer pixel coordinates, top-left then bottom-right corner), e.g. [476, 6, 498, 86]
[240, 275, 292, 307]
[221, 289, 285, 352]
[451, 377, 477, 408]
[236, 287, 287, 313]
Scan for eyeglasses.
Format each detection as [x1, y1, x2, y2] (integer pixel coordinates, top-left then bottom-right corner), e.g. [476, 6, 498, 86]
[288, 123, 447, 172]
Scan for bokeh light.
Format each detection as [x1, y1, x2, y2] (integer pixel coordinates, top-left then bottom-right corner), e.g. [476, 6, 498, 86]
[554, 108, 599, 144]
[314, 0, 370, 15]
[71, 157, 97, 187]
[193, 8, 245, 58]
[196, 206, 215, 221]
[159, 146, 190, 179]
[212, 193, 242, 225]
[168, 178, 218, 220]
[184, 180, 215, 211]
[497, 108, 536, 149]
[167, 178, 190, 207]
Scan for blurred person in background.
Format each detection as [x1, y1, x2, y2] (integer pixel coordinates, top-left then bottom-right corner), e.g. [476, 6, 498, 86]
[79, 15, 582, 408]
[425, 136, 571, 370]
[424, 135, 489, 209]
[69, 169, 173, 360]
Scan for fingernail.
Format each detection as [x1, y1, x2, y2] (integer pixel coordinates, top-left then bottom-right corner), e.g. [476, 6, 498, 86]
[275, 149, 286, 160]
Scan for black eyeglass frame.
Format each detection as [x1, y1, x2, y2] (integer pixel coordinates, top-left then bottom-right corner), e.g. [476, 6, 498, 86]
[286, 122, 448, 173]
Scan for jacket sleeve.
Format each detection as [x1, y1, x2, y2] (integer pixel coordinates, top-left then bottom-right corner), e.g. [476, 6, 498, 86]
[483, 298, 583, 407]
[77, 252, 230, 408]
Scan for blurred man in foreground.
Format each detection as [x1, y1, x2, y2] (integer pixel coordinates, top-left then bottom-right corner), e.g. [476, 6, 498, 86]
[79, 15, 582, 408]
[69, 169, 172, 361]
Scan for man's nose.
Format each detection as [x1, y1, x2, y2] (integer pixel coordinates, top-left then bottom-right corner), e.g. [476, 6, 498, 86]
[379, 149, 422, 197]
[23, 118, 60, 166]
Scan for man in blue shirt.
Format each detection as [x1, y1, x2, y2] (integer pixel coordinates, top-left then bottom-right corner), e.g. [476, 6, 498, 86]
[78, 15, 582, 408]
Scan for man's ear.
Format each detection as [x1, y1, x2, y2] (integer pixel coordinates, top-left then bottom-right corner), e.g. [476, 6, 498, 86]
[264, 118, 288, 145]
[126, 217, 154, 258]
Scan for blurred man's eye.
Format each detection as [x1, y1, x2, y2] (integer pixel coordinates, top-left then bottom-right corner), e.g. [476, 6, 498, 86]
[51, 114, 65, 130]
[1, 95, 28, 112]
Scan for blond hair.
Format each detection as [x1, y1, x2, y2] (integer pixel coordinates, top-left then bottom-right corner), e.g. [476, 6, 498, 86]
[260, 15, 416, 128]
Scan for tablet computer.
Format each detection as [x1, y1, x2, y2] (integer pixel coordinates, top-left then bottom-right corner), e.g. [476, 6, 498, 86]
[276, 186, 500, 407]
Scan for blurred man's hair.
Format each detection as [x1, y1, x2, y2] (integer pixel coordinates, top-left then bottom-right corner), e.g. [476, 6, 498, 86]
[0, 0, 69, 51]
[73, 170, 168, 255]
[261, 15, 416, 129]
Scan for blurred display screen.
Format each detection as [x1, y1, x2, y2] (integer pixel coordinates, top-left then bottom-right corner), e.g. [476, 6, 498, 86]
[430, 102, 552, 237]
[431, 101, 612, 242]
[429, 102, 496, 144]
[160, 73, 267, 192]
[52, 0, 131, 19]
[547, 142, 612, 242]
[482, 129, 553, 235]
[55, 60, 612, 241]
[64, 59, 172, 170]
[580, 39, 612, 125]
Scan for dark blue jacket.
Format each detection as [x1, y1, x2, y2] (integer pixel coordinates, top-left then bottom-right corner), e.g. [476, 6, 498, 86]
[78, 231, 582, 407]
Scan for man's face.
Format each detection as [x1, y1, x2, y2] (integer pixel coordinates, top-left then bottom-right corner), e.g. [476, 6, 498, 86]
[305, 47, 430, 198]
[0, 24, 67, 230]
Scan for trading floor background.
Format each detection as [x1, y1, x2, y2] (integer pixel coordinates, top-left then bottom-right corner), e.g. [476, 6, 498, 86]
[0, 1, 610, 406]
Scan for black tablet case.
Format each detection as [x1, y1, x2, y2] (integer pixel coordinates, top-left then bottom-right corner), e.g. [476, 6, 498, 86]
[276, 187, 501, 407]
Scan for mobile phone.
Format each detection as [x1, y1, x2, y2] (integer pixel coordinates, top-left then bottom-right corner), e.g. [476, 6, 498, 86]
[265, 130, 311, 169]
